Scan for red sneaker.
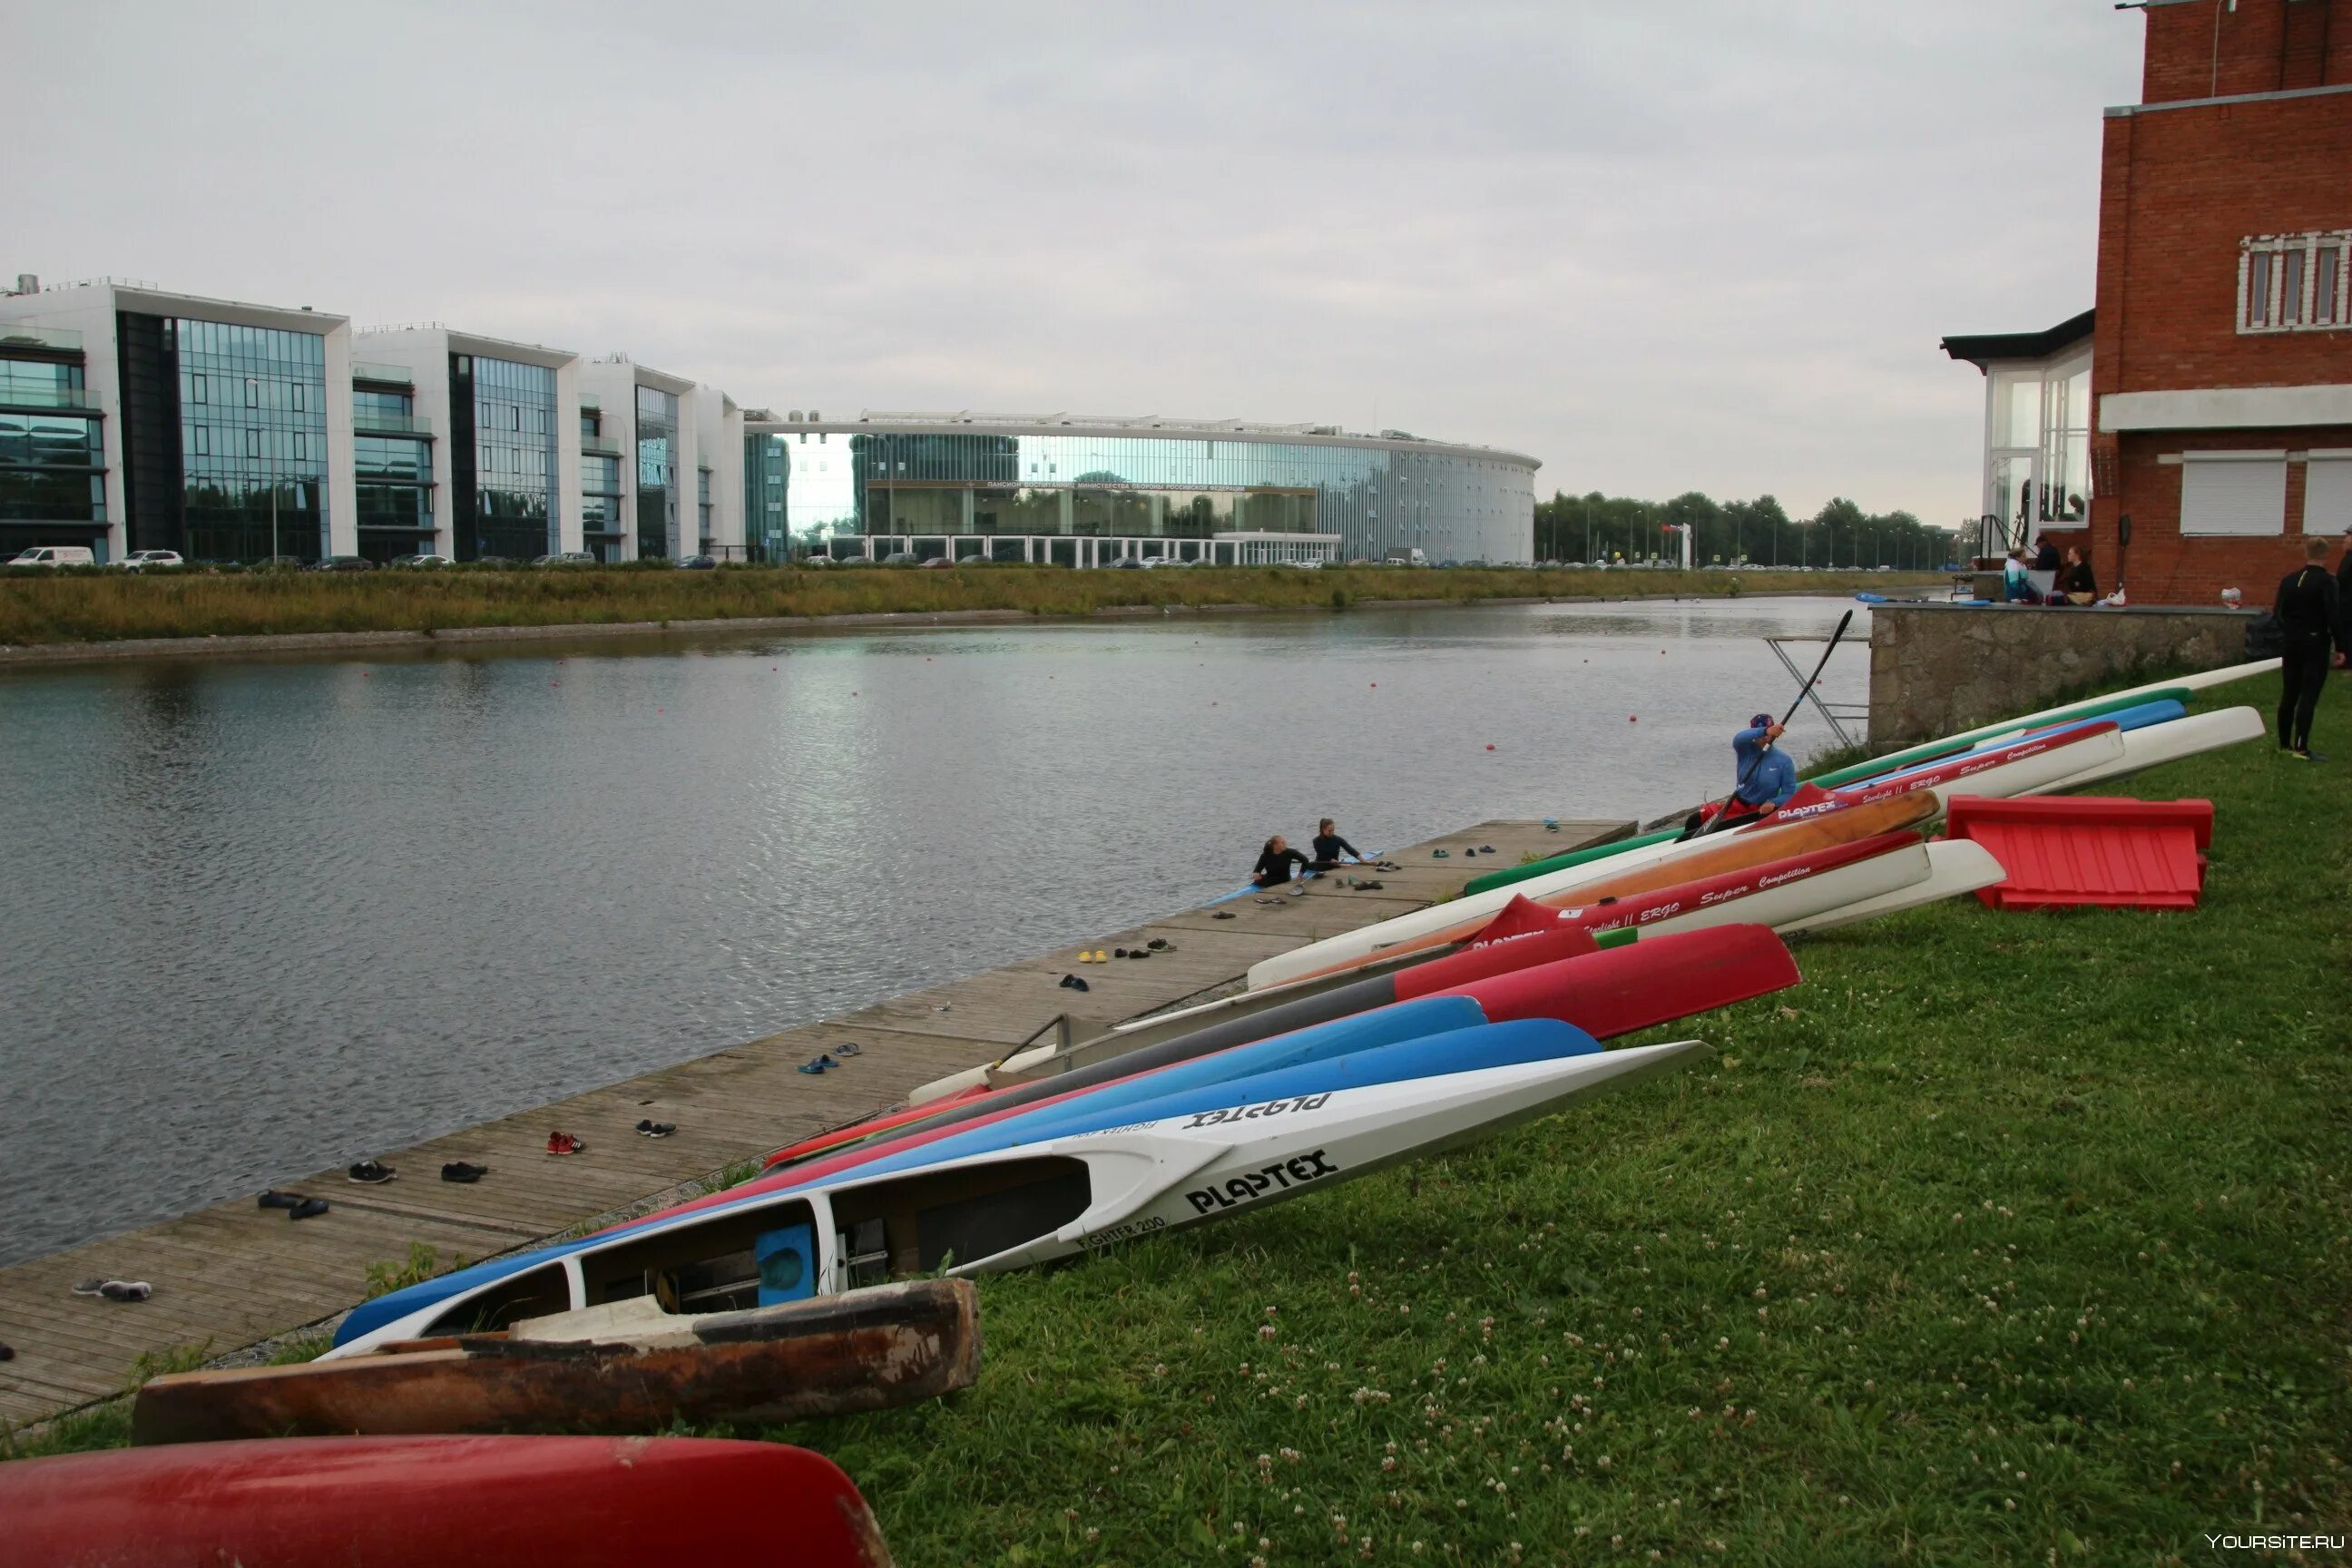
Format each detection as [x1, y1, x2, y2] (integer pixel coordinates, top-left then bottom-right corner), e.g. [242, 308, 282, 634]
[545, 1131, 584, 1156]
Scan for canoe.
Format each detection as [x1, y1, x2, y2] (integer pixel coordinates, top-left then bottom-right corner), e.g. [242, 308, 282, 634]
[1807, 721, 2122, 818]
[1807, 686, 2190, 788]
[2043, 705, 2266, 790]
[0, 1436, 889, 1568]
[1463, 826, 1680, 897]
[333, 1028, 1711, 1359]
[1777, 838, 2010, 935]
[776, 924, 1777, 1187]
[1533, 830, 1932, 940]
[1247, 792, 1935, 990]
[136, 1279, 977, 1446]
[1824, 698, 2184, 791]
[894, 920, 1601, 1119]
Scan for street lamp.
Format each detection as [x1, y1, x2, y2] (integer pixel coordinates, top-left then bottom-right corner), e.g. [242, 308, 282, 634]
[246, 377, 279, 564]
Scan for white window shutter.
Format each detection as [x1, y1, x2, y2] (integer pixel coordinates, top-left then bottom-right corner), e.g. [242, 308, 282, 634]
[2305, 455, 2352, 535]
[2179, 452, 2288, 536]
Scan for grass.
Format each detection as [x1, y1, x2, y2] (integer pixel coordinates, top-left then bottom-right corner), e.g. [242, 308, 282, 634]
[0, 565, 1936, 646]
[7, 678, 2340, 1567]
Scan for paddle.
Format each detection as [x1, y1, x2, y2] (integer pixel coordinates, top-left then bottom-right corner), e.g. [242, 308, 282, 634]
[1686, 608, 1855, 839]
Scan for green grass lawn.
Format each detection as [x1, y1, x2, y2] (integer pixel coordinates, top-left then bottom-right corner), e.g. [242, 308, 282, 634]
[9, 675, 2345, 1566]
[0, 564, 1936, 646]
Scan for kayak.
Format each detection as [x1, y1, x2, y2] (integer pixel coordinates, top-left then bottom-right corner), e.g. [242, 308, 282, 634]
[1824, 698, 2183, 791]
[1809, 721, 2121, 815]
[1464, 826, 1680, 897]
[331, 1028, 1711, 1359]
[2043, 705, 2266, 791]
[1247, 792, 1935, 991]
[332, 926, 1796, 1355]
[1527, 829, 1932, 941]
[1777, 838, 2009, 935]
[0, 1436, 889, 1568]
[1807, 686, 2190, 789]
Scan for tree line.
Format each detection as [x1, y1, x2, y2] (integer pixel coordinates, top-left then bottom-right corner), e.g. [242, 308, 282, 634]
[1534, 491, 1960, 571]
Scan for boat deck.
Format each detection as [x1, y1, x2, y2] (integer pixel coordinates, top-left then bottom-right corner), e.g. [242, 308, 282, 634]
[0, 817, 1629, 1429]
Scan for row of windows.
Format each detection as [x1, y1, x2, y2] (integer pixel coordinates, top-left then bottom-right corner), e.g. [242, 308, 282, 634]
[169, 318, 324, 367]
[0, 358, 85, 407]
[353, 387, 414, 420]
[1, 411, 103, 469]
[2239, 231, 2350, 334]
[185, 374, 325, 415]
[356, 434, 430, 484]
[2179, 453, 2351, 536]
[184, 425, 322, 462]
[0, 469, 105, 523]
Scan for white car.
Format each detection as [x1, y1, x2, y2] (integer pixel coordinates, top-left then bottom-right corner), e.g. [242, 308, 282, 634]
[120, 550, 184, 571]
[7, 545, 97, 567]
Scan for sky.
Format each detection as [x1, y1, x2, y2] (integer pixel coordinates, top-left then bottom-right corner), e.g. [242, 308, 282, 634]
[5, 1, 2144, 525]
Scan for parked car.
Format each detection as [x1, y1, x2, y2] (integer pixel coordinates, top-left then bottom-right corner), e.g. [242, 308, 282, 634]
[392, 554, 453, 568]
[255, 555, 306, 571]
[956, 554, 988, 565]
[678, 554, 718, 570]
[798, 553, 835, 566]
[1109, 556, 1146, 570]
[918, 556, 956, 568]
[532, 553, 599, 567]
[309, 555, 377, 573]
[879, 551, 918, 565]
[120, 550, 185, 571]
[5, 545, 96, 567]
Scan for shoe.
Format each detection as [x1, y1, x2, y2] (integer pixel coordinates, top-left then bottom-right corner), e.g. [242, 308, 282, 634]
[257, 1190, 306, 1210]
[2295, 750, 2327, 762]
[636, 1120, 676, 1139]
[1058, 974, 1090, 992]
[1212, 910, 1236, 919]
[1479, 844, 1495, 854]
[0, 1342, 14, 1361]
[1113, 947, 1129, 958]
[833, 1043, 861, 1056]
[98, 1280, 153, 1302]
[1356, 879, 1386, 891]
[72, 1279, 107, 1297]
[1146, 938, 1168, 951]
[347, 1160, 396, 1185]
[545, 1131, 586, 1155]
[1432, 849, 1449, 858]
[441, 1161, 489, 1183]
[1126, 948, 1148, 959]
[288, 1198, 330, 1220]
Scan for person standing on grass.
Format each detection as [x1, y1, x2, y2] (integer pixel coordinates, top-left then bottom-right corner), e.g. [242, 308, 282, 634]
[2273, 535, 2343, 760]
[2338, 525, 2352, 664]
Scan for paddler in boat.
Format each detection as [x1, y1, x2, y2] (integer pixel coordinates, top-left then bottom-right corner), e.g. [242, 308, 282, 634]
[1251, 835, 1314, 888]
[1712, 711, 1799, 828]
[1308, 818, 1363, 870]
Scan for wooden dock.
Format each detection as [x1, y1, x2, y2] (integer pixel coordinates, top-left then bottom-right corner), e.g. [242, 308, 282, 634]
[0, 817, 1629, 1429]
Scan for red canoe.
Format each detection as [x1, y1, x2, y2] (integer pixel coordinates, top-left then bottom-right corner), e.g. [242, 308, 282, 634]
[0, 1435, 892, 1568]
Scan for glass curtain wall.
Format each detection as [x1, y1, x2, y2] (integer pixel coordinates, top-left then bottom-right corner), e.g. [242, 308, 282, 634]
[634, 387, 677, 559]
[744, 432, 789, 561]
[0, 357, 106, 525]
[177, 319, 329, 562]
[469, 357, 558, 560]
[353, 378, 433, 562]
[769, 427, 1535, 563]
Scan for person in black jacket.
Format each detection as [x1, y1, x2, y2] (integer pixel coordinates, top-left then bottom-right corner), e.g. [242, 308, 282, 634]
[1308, 818, 1362, 869]
[2337, 525, 2352, 657]
[2274, 535, 2344, 760]
[2055, 545, 2099, 605]
[1250, 835, 1312, 887]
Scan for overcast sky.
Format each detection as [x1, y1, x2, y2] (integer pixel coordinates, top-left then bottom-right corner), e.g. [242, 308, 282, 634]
[8, 2, 2142, 524]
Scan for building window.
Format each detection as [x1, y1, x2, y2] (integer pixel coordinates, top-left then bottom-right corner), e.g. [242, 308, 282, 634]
[2239, 231, 2352, 334]
[2179, 451, 2288, 536]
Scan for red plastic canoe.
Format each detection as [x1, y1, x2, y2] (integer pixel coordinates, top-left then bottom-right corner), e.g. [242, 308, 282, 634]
[662, 926, 1796, 1231]
[0, 1435, 891, 1568]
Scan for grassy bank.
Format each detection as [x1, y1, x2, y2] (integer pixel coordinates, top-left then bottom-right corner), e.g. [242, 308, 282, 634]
[0, 565, 1937, 646]
[13, 679, 2342, 1564]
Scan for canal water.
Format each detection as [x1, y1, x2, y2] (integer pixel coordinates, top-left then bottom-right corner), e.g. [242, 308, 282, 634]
[0, 595, 1864, 1265]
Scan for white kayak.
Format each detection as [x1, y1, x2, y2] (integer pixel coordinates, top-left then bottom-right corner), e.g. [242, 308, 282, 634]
[2046, 705, 2266, 791]
[331, 1036, 1710, 1359]
[1246, 725, 2121, 993]
[1777, 838, 2008, 935]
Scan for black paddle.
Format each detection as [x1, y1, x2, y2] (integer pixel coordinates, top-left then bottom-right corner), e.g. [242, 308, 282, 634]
[1684, 608, 1856, 839]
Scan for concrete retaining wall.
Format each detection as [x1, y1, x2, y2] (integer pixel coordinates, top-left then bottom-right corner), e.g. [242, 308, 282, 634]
[1867, 603, 2256, 746]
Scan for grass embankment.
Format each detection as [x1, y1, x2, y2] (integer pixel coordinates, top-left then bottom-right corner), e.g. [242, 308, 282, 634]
[0, 566, 1936, 646]
[13, 679, 2343, 1564]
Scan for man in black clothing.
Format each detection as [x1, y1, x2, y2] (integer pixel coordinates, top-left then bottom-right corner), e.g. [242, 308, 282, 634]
[1251, 835, 1313, 887]
[2337, 526, 2352, 661]
[2274, 535, 2343, 760]
[1309, 818, 1362, 869]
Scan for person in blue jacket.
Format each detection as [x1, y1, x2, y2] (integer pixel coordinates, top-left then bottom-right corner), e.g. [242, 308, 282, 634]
[1729, 712, 1799, 815]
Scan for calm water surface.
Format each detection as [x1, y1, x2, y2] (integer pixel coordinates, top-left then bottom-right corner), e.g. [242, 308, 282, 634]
[0, 596, 1864, 1265]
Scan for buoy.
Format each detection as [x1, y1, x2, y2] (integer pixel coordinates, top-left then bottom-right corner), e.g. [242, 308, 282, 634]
[550, 681, 560, 687]
[1485, 743, 1496, 751]
[1370, 682, 1377, 688]
[1629, 715, 1638, 722]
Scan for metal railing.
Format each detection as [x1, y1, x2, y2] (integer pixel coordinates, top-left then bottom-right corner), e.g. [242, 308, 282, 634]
[580, 433, 622, 456]
[0, 324, 84, 352]
[353, 411, 432, 436]
[357, 321, 448, 336]
[0, 383, 97, 410]
[351, 360, 413, 385]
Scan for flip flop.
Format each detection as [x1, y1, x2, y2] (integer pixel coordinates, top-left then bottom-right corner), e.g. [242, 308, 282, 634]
[257, 1190, 307, 1210]
[833, 1043, 862, 1057]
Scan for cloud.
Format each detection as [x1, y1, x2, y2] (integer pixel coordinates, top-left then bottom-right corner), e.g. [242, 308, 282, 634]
[5, 0, 2140, 521]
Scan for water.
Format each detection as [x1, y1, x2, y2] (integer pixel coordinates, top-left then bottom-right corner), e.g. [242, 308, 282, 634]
[0, 595, 1864, 1265]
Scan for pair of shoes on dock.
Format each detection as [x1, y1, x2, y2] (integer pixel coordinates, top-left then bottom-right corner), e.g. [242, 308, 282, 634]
[546, 1132, 587, 1156]
[798, 1054, 843, 1075]
[1059, 974, 1091, 992]
[635, 1119, 676, 1139]
[72, 1279, 152, 1302]
[348, 1160, 395, 1185]
[441, 1161, 490, 1183]
[259, 1190, 330, 1220]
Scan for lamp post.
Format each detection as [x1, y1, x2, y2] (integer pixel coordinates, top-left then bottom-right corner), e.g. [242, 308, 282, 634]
[246, 377, 278, 564]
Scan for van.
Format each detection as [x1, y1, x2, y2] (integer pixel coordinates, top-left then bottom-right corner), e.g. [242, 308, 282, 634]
[1382, 546, 1427, 566]
[7, 545, 96, 568]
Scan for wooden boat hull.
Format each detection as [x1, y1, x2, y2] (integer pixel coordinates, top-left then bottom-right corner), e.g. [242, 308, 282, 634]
[0, 1436, 891, 1568]
[137, 1279, 978, 1446]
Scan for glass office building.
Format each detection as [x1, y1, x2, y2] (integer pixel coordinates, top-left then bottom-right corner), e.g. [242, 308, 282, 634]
[124, 317, 331, 562]
[579, 396, 624, 563]
[351, 363, 434, 561]
[747, 416, 1538, 564]
[452, 354, 558, 561]
[0, 326, 108, 556]
[634, 386, 678, 560]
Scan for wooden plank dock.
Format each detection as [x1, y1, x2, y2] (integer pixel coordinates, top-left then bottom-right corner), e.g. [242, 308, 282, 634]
[0, 816, 1629, 1429]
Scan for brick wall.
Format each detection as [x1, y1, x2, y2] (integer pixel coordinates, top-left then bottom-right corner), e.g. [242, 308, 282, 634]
[2143, 0, 2352, 104]
[2095, 426, 2352, 605]
[1868, 603, 2257, 746]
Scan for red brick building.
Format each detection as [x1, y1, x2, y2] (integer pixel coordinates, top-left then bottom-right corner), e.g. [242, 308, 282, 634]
[1945, 0, 2351, 604]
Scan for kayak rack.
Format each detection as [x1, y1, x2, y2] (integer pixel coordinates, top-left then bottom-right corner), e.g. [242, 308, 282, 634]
[985, 1012, 1121, 1088]
[1765, 633, 1869, 750]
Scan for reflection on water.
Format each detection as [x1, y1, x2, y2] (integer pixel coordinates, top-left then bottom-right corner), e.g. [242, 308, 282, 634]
[0, 596, 1864, 1264]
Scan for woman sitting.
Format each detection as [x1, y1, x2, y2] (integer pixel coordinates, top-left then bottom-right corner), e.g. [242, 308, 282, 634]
[2055, 546, 2099, 606]
[1251, 835, 1312, 888]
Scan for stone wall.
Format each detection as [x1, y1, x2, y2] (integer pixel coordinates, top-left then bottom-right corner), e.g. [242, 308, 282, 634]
[1867, 603, 2256, 746]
